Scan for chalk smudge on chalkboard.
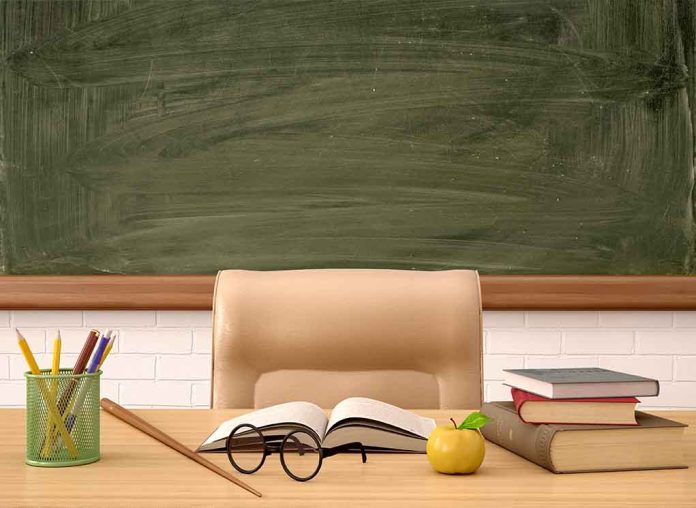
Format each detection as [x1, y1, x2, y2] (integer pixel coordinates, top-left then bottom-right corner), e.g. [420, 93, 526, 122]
[0, 0, 694, 274]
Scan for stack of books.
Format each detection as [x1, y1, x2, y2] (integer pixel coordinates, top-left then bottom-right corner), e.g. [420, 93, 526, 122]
[481, 367, 688, 473]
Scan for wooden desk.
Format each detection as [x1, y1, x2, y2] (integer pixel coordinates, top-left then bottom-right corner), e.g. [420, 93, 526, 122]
[1, 409, 694, 507]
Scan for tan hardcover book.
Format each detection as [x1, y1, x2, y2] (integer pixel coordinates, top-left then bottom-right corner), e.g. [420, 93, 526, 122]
[480, 401, 687, 473]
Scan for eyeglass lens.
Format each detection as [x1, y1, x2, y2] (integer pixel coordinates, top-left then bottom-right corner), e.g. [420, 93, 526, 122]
[227, 424, 266, 474]
[280, 430, 322, 482]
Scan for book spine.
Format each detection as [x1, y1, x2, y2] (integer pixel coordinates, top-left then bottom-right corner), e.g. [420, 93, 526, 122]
[480, 402, 557, 473]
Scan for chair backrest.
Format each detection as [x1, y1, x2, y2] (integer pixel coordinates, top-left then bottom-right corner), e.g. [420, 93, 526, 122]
[212, 269, 482, 409]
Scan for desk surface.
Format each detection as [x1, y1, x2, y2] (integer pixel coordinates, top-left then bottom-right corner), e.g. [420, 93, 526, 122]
[1, 409, 694, 507]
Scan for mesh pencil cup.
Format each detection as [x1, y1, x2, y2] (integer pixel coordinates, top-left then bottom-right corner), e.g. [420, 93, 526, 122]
[25, 368, 101, 467]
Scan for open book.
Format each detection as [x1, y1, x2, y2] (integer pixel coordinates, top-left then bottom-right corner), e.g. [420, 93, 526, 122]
[197, 397, 436, 453]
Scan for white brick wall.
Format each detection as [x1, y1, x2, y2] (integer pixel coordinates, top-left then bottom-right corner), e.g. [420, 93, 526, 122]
[484, 311, 695, 408]
[1, 310, 694, 409]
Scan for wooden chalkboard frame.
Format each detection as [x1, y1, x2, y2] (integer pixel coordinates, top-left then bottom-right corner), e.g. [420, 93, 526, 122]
[0, 276, 694, 310]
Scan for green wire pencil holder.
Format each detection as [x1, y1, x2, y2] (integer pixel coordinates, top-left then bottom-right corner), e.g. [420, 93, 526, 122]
[25, 368, 101, 467]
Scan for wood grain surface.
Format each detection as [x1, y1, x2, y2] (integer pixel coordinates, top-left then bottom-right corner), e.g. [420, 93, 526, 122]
[1, 408, 694, 507]
[1, 275, 696, 309]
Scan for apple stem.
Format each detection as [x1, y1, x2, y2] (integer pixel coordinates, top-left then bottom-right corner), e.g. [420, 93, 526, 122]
[450, 418, 457, 429]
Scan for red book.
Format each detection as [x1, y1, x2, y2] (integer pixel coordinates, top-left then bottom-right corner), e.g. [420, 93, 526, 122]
[511, 388, 639, 425]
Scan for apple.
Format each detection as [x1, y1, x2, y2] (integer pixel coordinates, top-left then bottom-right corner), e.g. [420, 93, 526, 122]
[426, 412, 490, 474]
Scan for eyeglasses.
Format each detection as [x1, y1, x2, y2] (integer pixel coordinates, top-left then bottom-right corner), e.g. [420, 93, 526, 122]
[226, 423, 367, 482]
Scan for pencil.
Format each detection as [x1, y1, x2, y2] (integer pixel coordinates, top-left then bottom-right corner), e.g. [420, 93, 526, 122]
[57, 328, 100, 412]
[16, 329, 78, 458]
[51, 331, 62, 373]
[46, 330, 62, 446]
[16, 329, 40, 373]
[98, 333, 116, 369]
[87, 330, 111, 374]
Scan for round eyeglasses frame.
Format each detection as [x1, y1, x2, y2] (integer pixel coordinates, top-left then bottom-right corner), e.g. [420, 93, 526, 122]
[225, 423, 367, 482]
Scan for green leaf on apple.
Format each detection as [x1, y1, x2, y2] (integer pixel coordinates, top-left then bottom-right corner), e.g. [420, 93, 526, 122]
[457, 411, 491, 430]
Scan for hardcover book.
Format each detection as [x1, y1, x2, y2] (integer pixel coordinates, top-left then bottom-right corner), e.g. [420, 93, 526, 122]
[503, 367, 659, 399]
[197, 397, 436, 453]
[481, 401, 687, 473]
[511, 388, 639, 425]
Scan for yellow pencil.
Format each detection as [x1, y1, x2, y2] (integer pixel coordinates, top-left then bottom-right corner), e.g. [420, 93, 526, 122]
[44, 331, 63, 451]
[16, 329, 78, 457]
[16, 328, 40, 374]
[51, 331, 61, 374]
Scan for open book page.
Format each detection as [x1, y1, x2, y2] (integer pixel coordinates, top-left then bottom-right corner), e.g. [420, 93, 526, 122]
[198, 401, 328, 451]
[327, 397, 436, 439]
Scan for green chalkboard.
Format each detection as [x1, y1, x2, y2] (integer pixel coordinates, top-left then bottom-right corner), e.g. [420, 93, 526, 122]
[1, 0, 694, 274]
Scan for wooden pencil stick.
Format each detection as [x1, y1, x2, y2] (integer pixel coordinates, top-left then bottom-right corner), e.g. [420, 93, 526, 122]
[57, 329, 100, 414]
[100, 398, 262, 498]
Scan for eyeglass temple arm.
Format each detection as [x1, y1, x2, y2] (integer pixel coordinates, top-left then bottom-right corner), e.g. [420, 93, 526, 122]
[322, 442, 367, 463]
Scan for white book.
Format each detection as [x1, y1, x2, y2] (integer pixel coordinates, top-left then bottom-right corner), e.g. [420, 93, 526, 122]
[197, 397, 436, 453]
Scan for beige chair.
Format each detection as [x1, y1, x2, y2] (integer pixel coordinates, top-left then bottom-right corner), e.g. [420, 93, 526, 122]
[211, 269, 482, 409]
